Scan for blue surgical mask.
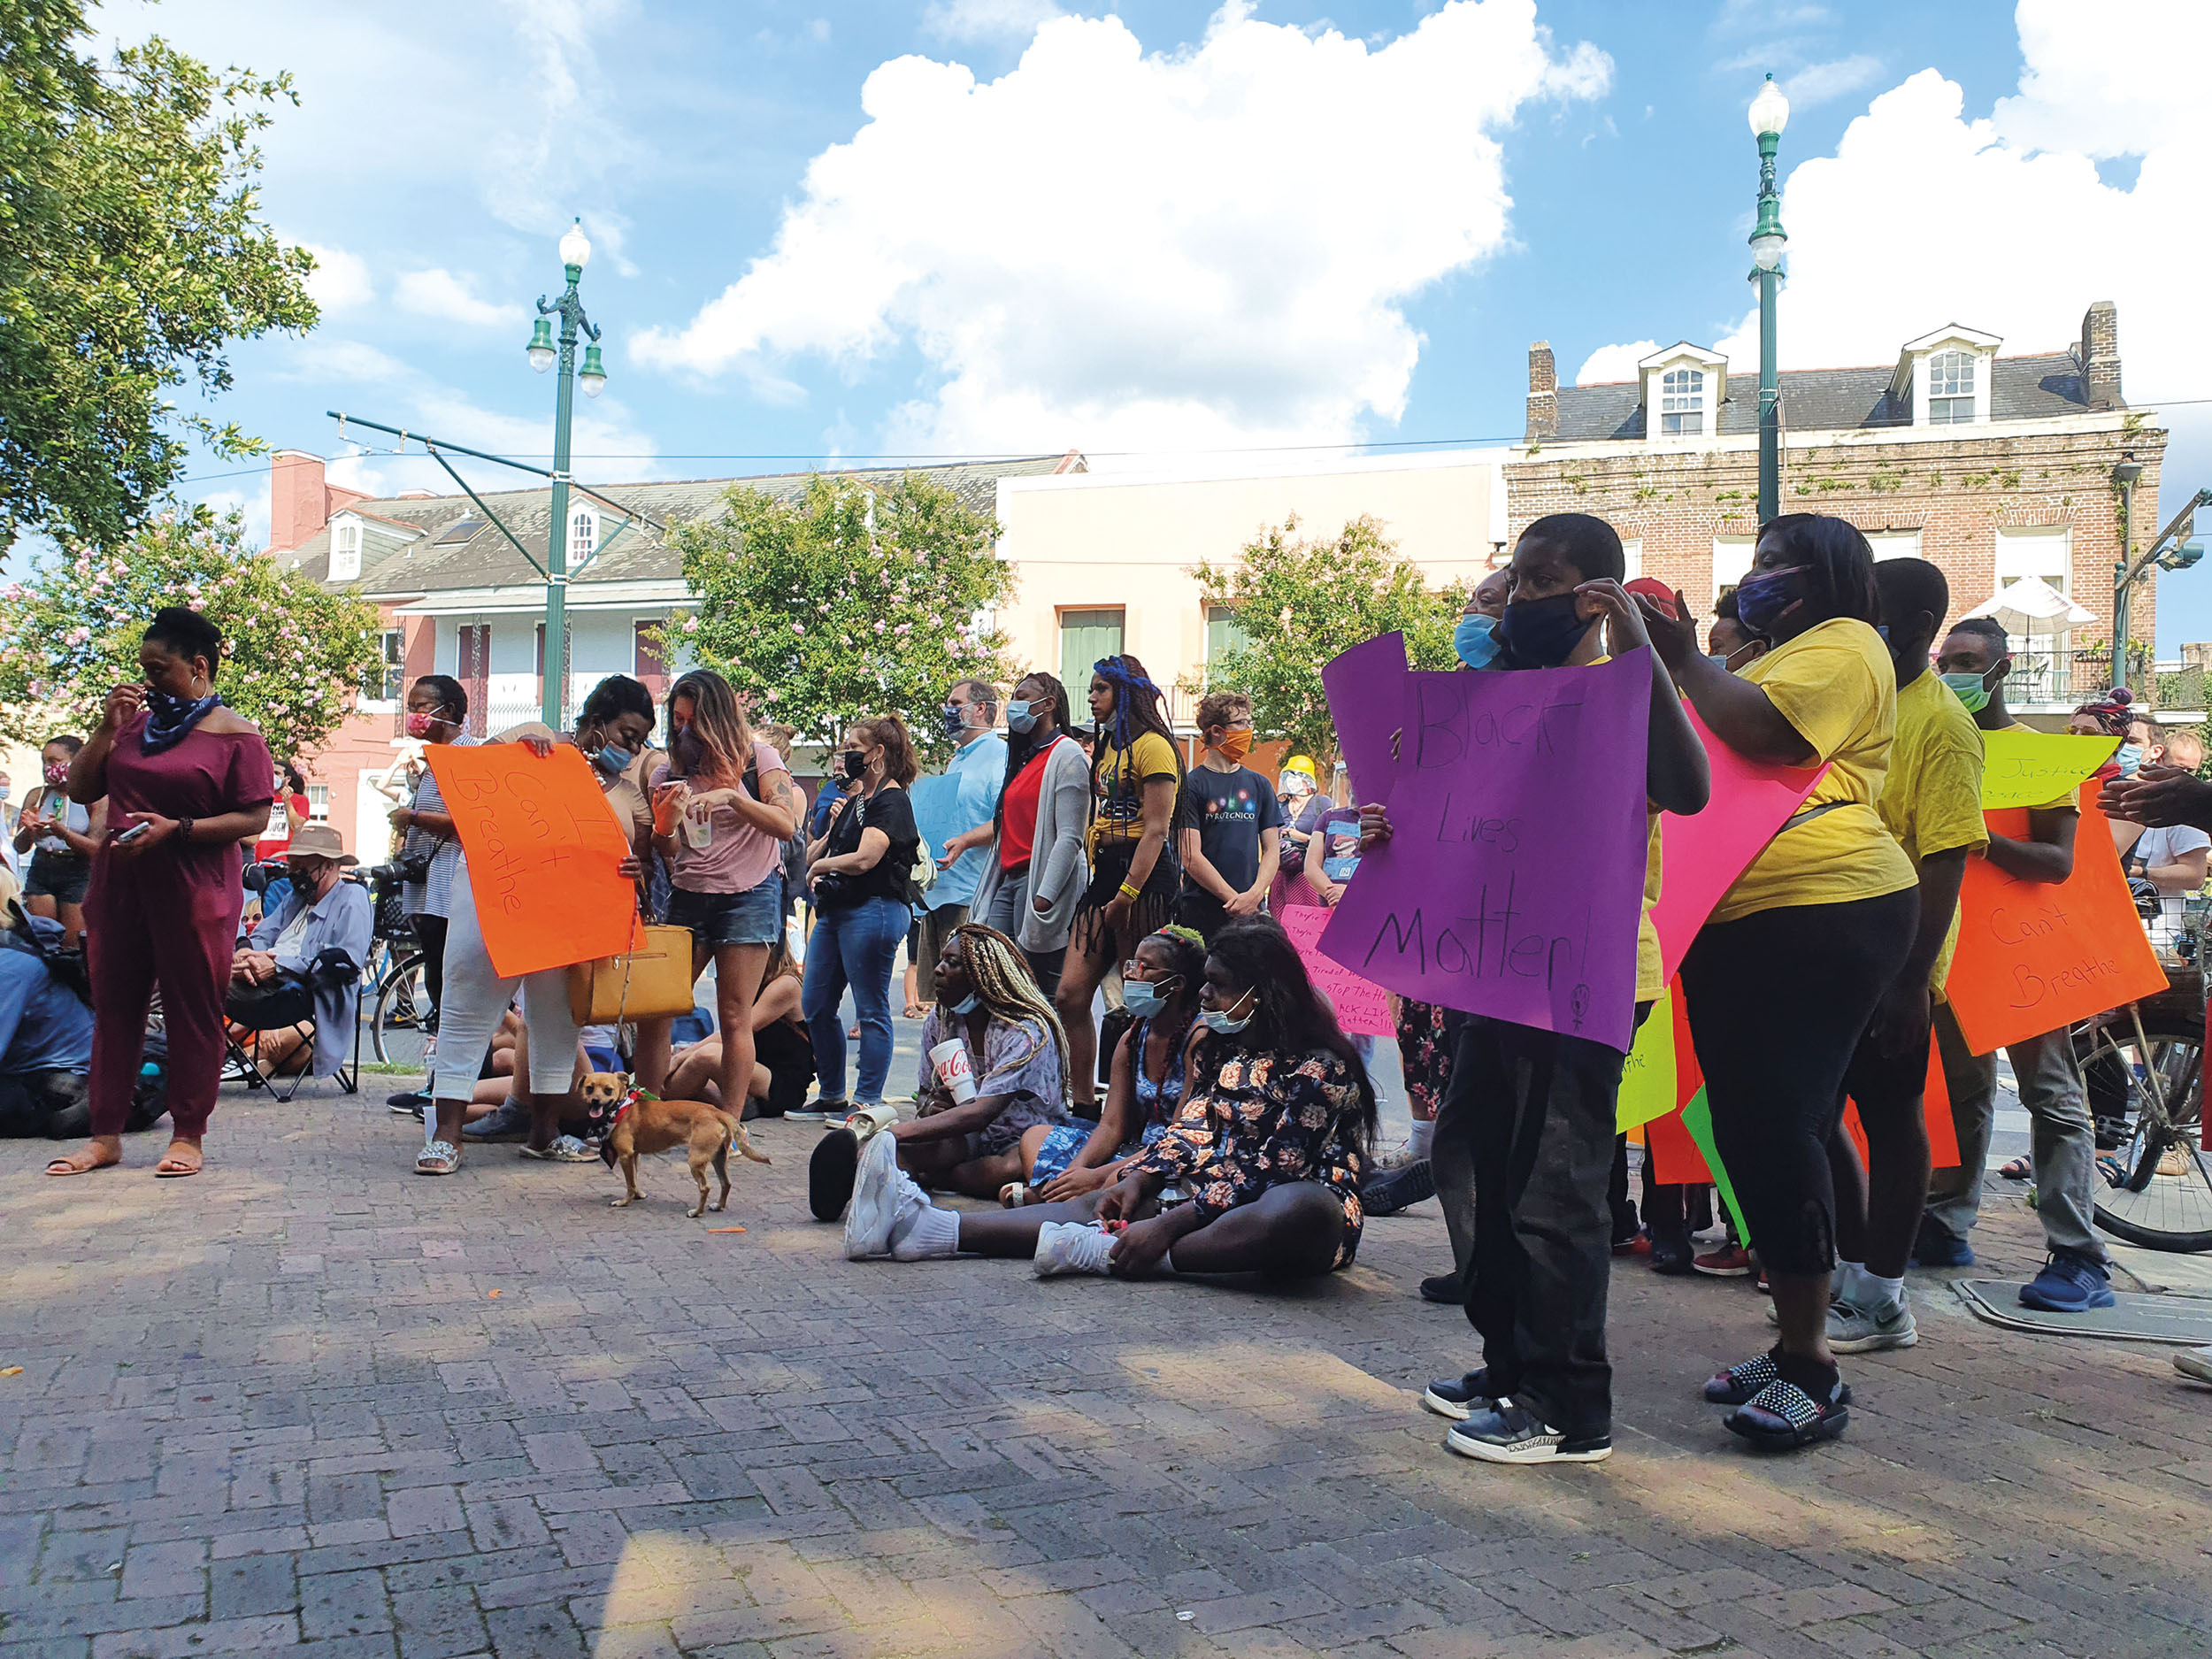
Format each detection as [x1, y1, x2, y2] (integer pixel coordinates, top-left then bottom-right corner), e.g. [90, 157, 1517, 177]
[1122, 978, 1174, 1018]
[1005, 699, 1038, 733]
[1734, 565, 1808, 635]
[1939, 670, 1993, 714]
[590, 742, 633, 777]
[1707, 652, 1735, 671]
[2116, 742, 2145, 777]
[948, 992, 979, 1015]
[1453, 613, 1501, 671]
[1201, 989, 1255, 1034]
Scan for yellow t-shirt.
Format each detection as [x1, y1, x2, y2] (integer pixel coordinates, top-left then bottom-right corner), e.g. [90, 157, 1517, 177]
[1880, 672, 1990, 990]
[1709, 617, 1919, 925]
[1636, 814, 1664, 1004]
[1087, 729, 1179, 852]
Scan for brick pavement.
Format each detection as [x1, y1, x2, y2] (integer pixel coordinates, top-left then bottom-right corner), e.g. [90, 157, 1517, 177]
[5, 1085, 2209, 1658]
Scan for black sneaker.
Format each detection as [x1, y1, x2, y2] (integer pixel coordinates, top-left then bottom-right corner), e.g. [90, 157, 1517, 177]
[1648, 1223, 1694, 1275]
[1420, 1369, 1496, 1420]
[1444, 1402, 1610, 1464]
[1418, 1271, 1464, 1305]
[1363, 1157, 1436, 1216]
[386, 1090, 428, 1118]
[809, 1126, 861, 1223]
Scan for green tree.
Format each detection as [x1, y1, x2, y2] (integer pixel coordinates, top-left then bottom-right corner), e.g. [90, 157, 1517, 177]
[1191, 513, 1468, 771]
[0, 503, 384, 761]
[1, 0, 319, 549]
[654, 472, 1018, 761]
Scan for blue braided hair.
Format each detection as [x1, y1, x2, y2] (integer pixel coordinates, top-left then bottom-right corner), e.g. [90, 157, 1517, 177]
[1087, 652, 1181, 817]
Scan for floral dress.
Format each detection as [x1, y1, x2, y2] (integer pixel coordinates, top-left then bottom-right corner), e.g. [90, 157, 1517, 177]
[1026, 1013, 1190, 1185]
[1394, 997, 1454, 1121]
[1125, 1044, 1369, 1270]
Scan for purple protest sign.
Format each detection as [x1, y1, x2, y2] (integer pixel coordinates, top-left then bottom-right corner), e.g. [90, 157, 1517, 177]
[1320, 630, 1409, 798]
[1318, 649, 1653, 1053]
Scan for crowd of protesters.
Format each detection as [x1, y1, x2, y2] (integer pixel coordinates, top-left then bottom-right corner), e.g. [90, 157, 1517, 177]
[18, 510, 2212, 1452]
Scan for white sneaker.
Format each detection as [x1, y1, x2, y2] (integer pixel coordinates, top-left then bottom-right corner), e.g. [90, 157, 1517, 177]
[1032, 1221, 1115, 1278]
[1827, 1294, 1918, 1353]
[844, 1131, 918, 1260]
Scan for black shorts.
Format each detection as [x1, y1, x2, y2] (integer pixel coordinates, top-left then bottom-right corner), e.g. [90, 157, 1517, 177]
[226, 975, 317, 1031]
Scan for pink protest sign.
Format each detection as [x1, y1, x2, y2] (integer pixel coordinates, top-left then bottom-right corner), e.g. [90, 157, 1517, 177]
[1321, 629, 1409, 797]
[1650, 710, 1827, 983]
[1279, 903, 1393, 1036]
[1318, 649, 1654, 1053]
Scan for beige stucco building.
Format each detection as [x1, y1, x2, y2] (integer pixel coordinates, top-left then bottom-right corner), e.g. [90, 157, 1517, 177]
[992, 449, 1508, 728]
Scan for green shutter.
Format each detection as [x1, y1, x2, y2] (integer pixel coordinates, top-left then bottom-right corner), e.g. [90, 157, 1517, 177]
[1204, 605, 1250, 671]
[1060, 609, 1125, 693]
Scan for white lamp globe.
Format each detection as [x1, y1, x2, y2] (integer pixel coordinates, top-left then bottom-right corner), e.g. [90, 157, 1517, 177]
[558, 217, 591, 270]
[1748, 74, 1790, 139]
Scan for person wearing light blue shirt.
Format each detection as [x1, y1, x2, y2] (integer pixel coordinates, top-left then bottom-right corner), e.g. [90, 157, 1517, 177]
[909, 679, 1006, 1006]
[0, 918, 96, 1137]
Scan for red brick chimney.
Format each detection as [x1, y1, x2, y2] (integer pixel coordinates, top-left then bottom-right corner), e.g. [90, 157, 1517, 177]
[1525, 342, 1558, 442]
[269, 449, 370, 553]
[2079, 301, 2122, 411]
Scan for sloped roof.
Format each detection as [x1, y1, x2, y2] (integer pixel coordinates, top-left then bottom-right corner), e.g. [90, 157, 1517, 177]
[1553, 351, 2096, 442]
[289, 455, 1077, 596]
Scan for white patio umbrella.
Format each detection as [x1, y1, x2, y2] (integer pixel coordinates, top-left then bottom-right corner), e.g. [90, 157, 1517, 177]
[1963, 575, 2094, 639]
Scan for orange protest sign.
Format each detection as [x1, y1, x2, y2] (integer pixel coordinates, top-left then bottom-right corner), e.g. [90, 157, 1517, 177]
[426, 742, 641, 979]
[1842, 1033, 1959, 1170]
[1945, 787, 2168, 1056]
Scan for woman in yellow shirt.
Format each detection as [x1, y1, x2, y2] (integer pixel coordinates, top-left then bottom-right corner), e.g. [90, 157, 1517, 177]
[1640, 513, 1918, 1451]
[1050, 655, 1184, 1110]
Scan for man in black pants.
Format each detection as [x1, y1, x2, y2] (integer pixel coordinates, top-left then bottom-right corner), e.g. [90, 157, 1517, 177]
[1363, 514, 1710, 1465]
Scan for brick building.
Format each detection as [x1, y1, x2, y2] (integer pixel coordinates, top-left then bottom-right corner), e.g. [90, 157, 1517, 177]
[1505, 301, 2166, 718]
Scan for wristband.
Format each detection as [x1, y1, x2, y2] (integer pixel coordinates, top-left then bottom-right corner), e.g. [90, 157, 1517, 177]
[177, 816, 194, 846]
[1117, 880, 1141, 902]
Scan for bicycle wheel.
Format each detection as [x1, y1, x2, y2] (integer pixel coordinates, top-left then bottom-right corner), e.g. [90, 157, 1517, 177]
[372, 951, 427, 1065]
[2076, 1006, 2212, 1252]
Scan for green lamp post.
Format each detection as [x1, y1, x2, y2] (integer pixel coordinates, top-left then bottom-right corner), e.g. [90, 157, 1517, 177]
[526, 217, 610, 730]
[1748, 74, 1790, 524]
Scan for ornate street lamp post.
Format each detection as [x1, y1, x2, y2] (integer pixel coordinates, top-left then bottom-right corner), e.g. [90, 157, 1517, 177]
[1748, 75, 1790, 525]
[526, 218, 609, 729]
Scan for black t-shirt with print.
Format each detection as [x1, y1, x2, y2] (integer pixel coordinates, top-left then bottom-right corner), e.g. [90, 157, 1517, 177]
[1175, 765, 1283, 897]
[826, 784, 919, 903]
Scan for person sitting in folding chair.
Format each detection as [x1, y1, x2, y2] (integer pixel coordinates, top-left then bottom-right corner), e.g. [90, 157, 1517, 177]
[227, 824, 373, 1094]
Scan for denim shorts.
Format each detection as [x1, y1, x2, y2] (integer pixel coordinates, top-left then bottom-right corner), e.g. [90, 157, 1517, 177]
[24, 851, 90, 906]
[668, 874, 783, 949]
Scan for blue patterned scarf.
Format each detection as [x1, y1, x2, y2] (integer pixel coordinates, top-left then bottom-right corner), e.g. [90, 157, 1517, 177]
[141, 689, 225, 755]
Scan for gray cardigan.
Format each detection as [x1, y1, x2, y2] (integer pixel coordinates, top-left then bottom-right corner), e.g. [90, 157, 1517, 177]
[969, 734, 1091, 952]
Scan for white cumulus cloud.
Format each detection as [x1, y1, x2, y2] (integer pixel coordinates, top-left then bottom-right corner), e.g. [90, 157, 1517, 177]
[634, 0, 1609, 456]
[924, 0, 1066, 42]
[296, 241, 373, 312]
[1575, 340, 1657, 386]
[395, 269, 530, 331]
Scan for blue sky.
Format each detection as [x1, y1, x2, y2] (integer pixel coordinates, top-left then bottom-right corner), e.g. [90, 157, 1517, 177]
[91, 0, 2212, 644]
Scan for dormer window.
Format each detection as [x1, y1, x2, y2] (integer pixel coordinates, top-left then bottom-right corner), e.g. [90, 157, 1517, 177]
[329, 518, 362, 582]
[569, 507, 596, 565]
[1927, 349, 1976, 424]
[1661, 368, 1705, 436]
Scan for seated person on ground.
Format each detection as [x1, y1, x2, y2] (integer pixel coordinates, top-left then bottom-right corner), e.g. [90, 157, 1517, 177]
[843, 916, 1375, 1279]
[665, 936, 815, 1117]
[892, 923, 1072, 1198]
[1022, 925, 1204, 1202]
[0, 914, 95, 1137]
[227, 826, 374, 1077]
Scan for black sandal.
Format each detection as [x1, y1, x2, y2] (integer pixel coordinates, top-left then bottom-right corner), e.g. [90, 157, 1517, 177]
[1723, 1375, 1851, 1450]
[1705, 1350, 1854, 1410]
[809, 1126, 860, 1222]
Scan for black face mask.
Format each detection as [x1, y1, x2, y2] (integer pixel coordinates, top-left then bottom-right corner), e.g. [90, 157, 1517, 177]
[1496, 592, 1596, 669]
[841, 750, 867, 781]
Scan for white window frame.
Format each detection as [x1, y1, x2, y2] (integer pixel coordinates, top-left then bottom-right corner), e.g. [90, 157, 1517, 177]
[328, 518, 362, 582]
[1659, 368, 1705, 438]
[569, 507, 597, 567]
[1620, 539, 1643, 581]
[306, 784, 331, 825]
[1926, 349, 1976, 425]
[1866, 530, 1923, 562]
[1712, 536, 1755, 604]
[1995, 525, 2070, 585]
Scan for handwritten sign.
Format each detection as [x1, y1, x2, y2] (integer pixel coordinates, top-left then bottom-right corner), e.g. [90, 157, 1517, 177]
[1278, 904, 1392, 1036]
[1320, 649, 1652, 1053]
[1979, 731, 2118, 810]
[1616, 983, 1682, 1131]
[427, 742, 640, 979]
[1321, 629, 1409, 798]
[1651, 710, 1827, 984]
[1946, 787, 2167, 1055]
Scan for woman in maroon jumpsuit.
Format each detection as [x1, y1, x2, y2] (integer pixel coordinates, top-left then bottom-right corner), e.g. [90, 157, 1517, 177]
[46, 608, 273, 1179]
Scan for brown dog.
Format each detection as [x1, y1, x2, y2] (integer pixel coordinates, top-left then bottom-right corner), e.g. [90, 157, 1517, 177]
[583, 1072, 770, 1218]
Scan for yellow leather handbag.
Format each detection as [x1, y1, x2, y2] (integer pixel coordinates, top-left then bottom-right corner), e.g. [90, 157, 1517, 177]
[567, 924, 695, 1025]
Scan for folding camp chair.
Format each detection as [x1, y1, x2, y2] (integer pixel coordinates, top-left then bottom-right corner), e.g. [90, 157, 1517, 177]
[224, 946, 363, 1102]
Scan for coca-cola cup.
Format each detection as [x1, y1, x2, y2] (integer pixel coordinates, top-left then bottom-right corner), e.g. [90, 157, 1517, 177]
[927, 1038, 977, 1103]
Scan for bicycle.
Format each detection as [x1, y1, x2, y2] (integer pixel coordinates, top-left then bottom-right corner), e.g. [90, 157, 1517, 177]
[358, 864, 431, 1064]
[2074, 954, 2212, 1253]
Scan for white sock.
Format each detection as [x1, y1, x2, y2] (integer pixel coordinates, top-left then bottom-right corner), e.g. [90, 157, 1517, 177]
[1863, 1270, 1906, 1313]
[890, 1202, 961, 1261]
[1409, 1118, 1435, 1158]
[1836, 1260, 1868, 1302]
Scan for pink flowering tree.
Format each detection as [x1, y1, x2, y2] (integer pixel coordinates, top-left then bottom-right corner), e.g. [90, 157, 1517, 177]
[651, 472, 1018, 762]
[0, 503, 382, 761]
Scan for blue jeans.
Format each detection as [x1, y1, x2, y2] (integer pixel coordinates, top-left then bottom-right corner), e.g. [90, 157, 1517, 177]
[802, 895, 907, 1105]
